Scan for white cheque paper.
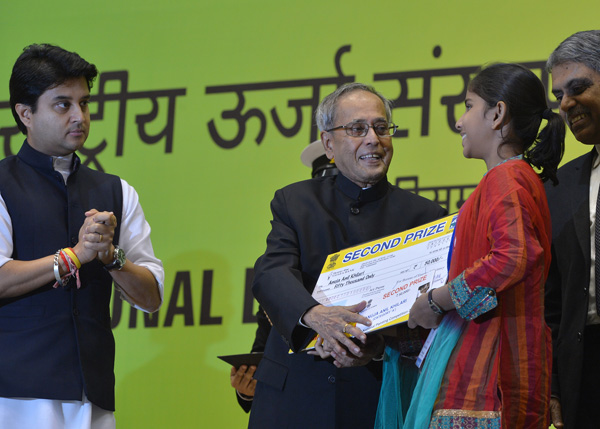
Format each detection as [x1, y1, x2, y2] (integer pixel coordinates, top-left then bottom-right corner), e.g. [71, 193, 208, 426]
[312, 214, 457, 334]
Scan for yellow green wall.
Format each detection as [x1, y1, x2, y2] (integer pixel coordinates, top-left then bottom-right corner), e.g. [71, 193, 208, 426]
[0, 1, 594, 427]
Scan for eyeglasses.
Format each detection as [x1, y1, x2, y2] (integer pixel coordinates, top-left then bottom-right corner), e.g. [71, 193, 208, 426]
[326, 121, 397, 137]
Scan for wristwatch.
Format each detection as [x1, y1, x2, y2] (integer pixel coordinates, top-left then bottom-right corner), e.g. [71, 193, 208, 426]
[104, 245, 126, 271]
[428, 289, 447, 315]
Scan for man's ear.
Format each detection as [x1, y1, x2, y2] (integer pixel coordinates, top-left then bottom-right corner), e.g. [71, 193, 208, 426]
[491, 101, 508, 130]
[14, 104, 32, 128]
[321, 131, 335, 160]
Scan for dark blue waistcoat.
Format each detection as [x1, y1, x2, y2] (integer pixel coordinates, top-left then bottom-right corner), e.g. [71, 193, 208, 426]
[0, 142, 122, 411]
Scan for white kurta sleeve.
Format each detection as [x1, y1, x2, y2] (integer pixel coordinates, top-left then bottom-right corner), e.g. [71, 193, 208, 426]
[0, 193, 13, 268]
[114, 179, 165, 311]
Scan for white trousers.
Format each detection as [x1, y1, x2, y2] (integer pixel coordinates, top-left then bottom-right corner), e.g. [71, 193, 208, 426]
[0, 393, 115, 429]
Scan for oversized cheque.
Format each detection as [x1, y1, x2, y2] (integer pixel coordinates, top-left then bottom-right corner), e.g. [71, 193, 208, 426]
[312, 214, 457, 334]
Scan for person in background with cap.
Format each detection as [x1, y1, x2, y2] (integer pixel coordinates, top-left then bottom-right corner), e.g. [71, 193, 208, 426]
[230, 140, 338, 412]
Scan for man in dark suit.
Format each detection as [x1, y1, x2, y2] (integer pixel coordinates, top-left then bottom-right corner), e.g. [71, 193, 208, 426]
[249, 82, 446, 428]
[545, 30, 600, 429]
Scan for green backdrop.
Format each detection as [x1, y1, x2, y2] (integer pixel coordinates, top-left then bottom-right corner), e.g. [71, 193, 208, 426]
[0, 1, 595, 427]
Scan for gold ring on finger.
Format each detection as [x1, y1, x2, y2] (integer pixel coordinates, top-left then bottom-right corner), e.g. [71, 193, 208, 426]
[99, 234, 103, 242]
[343, 323, 350, 334]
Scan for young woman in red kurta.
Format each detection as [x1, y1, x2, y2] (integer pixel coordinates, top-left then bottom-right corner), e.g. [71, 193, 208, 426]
[404, 63, 565, 428]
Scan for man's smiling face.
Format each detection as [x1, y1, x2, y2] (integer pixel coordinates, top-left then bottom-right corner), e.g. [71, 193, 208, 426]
[552, 61, 600, 145]
[321, 90, 393, 188]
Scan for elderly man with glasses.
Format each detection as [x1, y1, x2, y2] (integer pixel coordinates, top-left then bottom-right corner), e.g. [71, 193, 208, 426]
[249, 82, 446, 429]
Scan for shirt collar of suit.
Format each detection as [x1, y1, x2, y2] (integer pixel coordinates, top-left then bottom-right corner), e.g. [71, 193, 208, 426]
[335, 173, 389, 204]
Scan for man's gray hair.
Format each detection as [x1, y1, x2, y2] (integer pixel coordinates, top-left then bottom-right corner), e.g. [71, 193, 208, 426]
[547, 30, 600, 74]
[315, 82, 393, 132]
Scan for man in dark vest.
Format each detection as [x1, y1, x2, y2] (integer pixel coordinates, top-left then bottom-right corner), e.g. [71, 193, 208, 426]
[249, 83, 446, 428]
[0, 44, 164, 428]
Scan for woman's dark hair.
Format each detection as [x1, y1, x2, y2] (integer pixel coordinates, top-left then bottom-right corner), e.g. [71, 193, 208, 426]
[9, 44, 98, 135]
[469, 63, 565, 185]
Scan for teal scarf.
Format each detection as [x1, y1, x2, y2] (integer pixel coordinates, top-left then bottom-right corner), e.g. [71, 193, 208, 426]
[375, 313, 465, 428]
[375, 222, 465, 428]
[374, 346, 420, 428]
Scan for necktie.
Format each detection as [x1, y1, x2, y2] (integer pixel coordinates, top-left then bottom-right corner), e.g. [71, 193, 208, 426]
[594, 186, 600, 315]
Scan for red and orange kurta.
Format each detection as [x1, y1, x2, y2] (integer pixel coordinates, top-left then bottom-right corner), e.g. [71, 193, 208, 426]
[431, 159, 552, 428]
